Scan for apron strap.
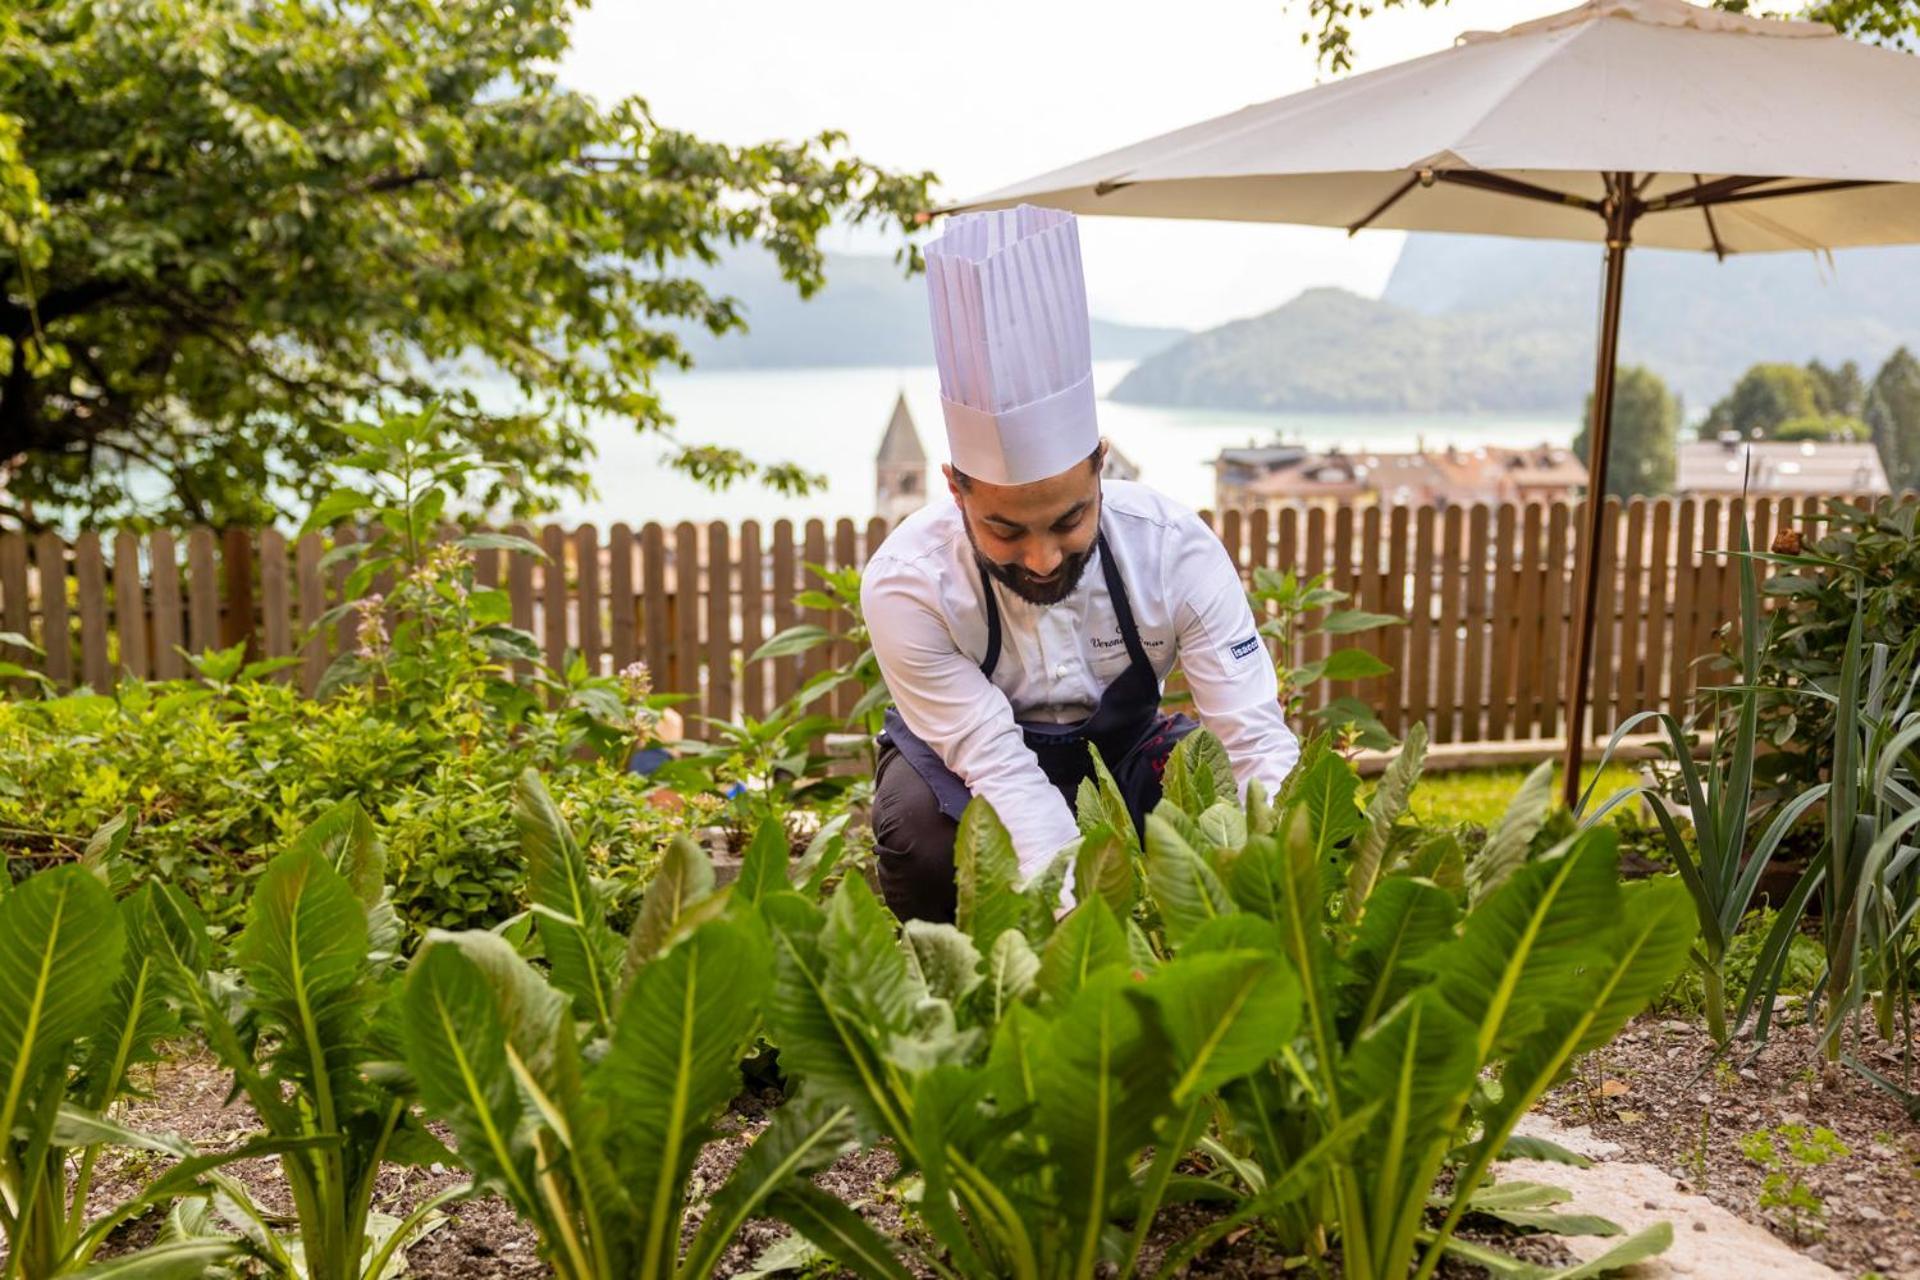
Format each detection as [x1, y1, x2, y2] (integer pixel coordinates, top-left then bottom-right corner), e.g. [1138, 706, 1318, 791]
[976, 558, 1002, 678]
[1096, 532, 1153, 672]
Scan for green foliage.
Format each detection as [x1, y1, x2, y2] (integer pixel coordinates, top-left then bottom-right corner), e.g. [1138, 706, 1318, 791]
[153, 801, 459, 1279]
[1770, 413, 1871, 442]
[0, 413, 714, 939]
[1741, 1124, 1850, 1242]
[1866, 345, 1920, 492]
[1246, 565, 1403, 749]
[0, 0, 931, 526]
[1576, 364, 1680, 497]
[1738, 496, 1920, 795]
[1123, 731, 1694, 1280]
[1285, 0, 1918, 72]
[1704, 362, 1822, 441]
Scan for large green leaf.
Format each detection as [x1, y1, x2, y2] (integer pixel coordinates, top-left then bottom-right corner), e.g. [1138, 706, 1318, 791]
[1433, 832, 1622, 1063]
[1163, 730, 1237, 819]
[982, 929, 1040, 1023]
[1072, 823, 1136, 919]
[76, 887, 184, 1111]
[398, 932, 571, 1220]
[0, 866, 124, 1205]
[1140, 948, 1300, 1103]
[821, 876, 925, 1037]
[736, 817, 791, 905]
[594, 914, 771, 1278]
[1033, 967, 1174, 1279]
[901, 922, 984, 1008]
[1037, 897, 1130, 1002]
[953, 798, 1026, 951]
[236, 843, 371, 1120]
[1347, 723, 1428, 919]
[0, 865, 124, 1101]
[1340, 875, 1457, 1037]
[68, 1239, 244, 1278]
[1467, 760, 1555, 906]
[515, 769, 622, 1030]
[625, 834, 717, 973]
[758, 893, 906, 1144]
[1145, 808, 1236, 947]
[1293, 743, 1366, 864]
[1341, 989, 1482, 1280]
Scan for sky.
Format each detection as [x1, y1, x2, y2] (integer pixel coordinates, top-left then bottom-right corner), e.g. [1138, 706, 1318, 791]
[559, 0, 1581, 332]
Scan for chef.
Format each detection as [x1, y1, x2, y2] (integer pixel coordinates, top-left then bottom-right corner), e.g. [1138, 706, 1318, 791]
[863, 203, 1301, 922]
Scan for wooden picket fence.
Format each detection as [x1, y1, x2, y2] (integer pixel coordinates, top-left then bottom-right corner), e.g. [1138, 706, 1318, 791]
[0, 495, 1855, 745]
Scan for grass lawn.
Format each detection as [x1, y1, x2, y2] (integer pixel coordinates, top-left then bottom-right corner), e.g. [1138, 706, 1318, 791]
[1395, 762, 1644, 827]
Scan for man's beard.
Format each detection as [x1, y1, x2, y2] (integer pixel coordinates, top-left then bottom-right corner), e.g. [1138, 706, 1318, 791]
[964, 526, 1098, 606]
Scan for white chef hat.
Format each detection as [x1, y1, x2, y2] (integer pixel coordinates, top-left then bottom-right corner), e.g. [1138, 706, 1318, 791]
[924, 204, 1099, 486]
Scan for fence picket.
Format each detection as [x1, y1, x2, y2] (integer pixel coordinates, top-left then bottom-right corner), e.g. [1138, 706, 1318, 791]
[261, 529, 291, 677]
[75, 533, 110, 688]
[707, 521, 733, 724]
[113, 532, 149, 682]
[297, 532, 325, 693]
[609, 522, 636, 676]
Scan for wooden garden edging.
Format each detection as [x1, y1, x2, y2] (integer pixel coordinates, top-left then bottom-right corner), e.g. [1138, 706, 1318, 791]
[0, 495, 1845, 745]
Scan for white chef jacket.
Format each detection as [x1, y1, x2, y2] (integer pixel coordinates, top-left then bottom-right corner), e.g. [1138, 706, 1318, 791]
[862, 479, 1301, 879]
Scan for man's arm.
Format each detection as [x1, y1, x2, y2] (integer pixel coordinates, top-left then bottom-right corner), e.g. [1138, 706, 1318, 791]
[863, 562, 1082, 881]
[1165, 519, 1302, 798]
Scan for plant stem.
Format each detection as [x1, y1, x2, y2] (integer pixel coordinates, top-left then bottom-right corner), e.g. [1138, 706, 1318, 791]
[1702, 963, 1728, 1046]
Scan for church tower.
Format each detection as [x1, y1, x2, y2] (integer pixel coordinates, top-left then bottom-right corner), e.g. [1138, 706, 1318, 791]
[875, 392, 929, 525]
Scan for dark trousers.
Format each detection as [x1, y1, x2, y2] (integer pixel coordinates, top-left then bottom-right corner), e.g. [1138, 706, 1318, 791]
[869, 736, 1178, 923]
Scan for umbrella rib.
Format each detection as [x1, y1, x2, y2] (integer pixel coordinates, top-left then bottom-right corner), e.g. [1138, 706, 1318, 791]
[1694, 174, 1728, 260]
[1642, 174, 1781, 212]
[1347, 173, 1424, 235]
[1696, 178, 1887, 209]
[1431, 168, 1602, 213]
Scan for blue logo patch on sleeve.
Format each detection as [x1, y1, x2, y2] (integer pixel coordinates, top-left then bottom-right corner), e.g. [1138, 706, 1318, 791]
[1229, 635, 1261, 662]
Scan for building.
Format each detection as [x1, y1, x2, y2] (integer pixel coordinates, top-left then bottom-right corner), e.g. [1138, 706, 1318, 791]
[1214, 440, 1586, 515]
[1676, 436, 1891, 498]
[875, 392, 929, 524]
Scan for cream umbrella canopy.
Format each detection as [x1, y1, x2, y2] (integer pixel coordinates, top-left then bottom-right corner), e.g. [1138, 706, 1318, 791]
[931, 0, 1920, 803]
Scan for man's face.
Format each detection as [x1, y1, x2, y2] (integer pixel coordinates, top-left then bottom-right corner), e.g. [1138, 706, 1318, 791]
[947, 445, 1104, 606]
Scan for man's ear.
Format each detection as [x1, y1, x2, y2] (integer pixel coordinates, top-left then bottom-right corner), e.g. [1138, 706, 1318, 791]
[942, 463, 962, 504]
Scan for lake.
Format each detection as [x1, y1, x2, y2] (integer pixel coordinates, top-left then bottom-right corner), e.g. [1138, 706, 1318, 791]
[554, 360, 1581, 528]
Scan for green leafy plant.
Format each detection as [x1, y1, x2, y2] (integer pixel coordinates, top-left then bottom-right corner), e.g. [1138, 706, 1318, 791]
[0, 814, 291, 1277]
[1745, 614, 1920, 1064]
[154, 798, 459, 1280]
[1134, 734, 1693, 1280]
[397, 771, 882, 1280]
[1578, 523, 1819, 1046]
[751, 777, 1305, 1280]
[1246, 567, 1403, 749]
[1740, 1124, 1850, 1242]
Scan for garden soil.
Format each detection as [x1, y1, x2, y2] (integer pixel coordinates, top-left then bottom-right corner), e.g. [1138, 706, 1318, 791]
[71, 1009, 1920, 1279]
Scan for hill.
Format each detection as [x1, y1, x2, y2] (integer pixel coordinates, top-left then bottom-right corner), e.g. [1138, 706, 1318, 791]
[1112, 235, 1920, 416]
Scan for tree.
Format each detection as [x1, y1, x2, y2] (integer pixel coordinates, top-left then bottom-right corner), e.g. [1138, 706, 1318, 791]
[1806, 358, 1866, 419]
[1771, 413, 1871, 442]
[1288, 0, 1920, 73]
[1704, 363, 1821, 439]
[0, 0, 933, 527]
[1574, 364, 1679, 497]
[1865, 346, 1920, 491]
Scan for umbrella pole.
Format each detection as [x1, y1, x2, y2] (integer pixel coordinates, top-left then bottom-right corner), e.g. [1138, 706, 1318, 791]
[1561, 173, 1636, 810]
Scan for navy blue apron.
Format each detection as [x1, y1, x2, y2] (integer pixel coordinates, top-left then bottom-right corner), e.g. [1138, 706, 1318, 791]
[877, 530, 1197, 839]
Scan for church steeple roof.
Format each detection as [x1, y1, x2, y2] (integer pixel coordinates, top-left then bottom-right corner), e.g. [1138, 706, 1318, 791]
[876, 392, 927, 465]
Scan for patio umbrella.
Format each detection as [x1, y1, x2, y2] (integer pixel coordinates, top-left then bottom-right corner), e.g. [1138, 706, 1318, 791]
[929, 0, 1920, 804]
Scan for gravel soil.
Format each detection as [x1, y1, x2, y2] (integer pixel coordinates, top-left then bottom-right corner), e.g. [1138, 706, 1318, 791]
[1534, 1011, 1920, 1279]
[52, 1012, 1919, 1279]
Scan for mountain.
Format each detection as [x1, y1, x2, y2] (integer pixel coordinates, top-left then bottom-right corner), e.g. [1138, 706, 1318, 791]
[1112, 235, 1920, 416]
[1110, 285, 1590, 413]
[666, 246, 1187, 369]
